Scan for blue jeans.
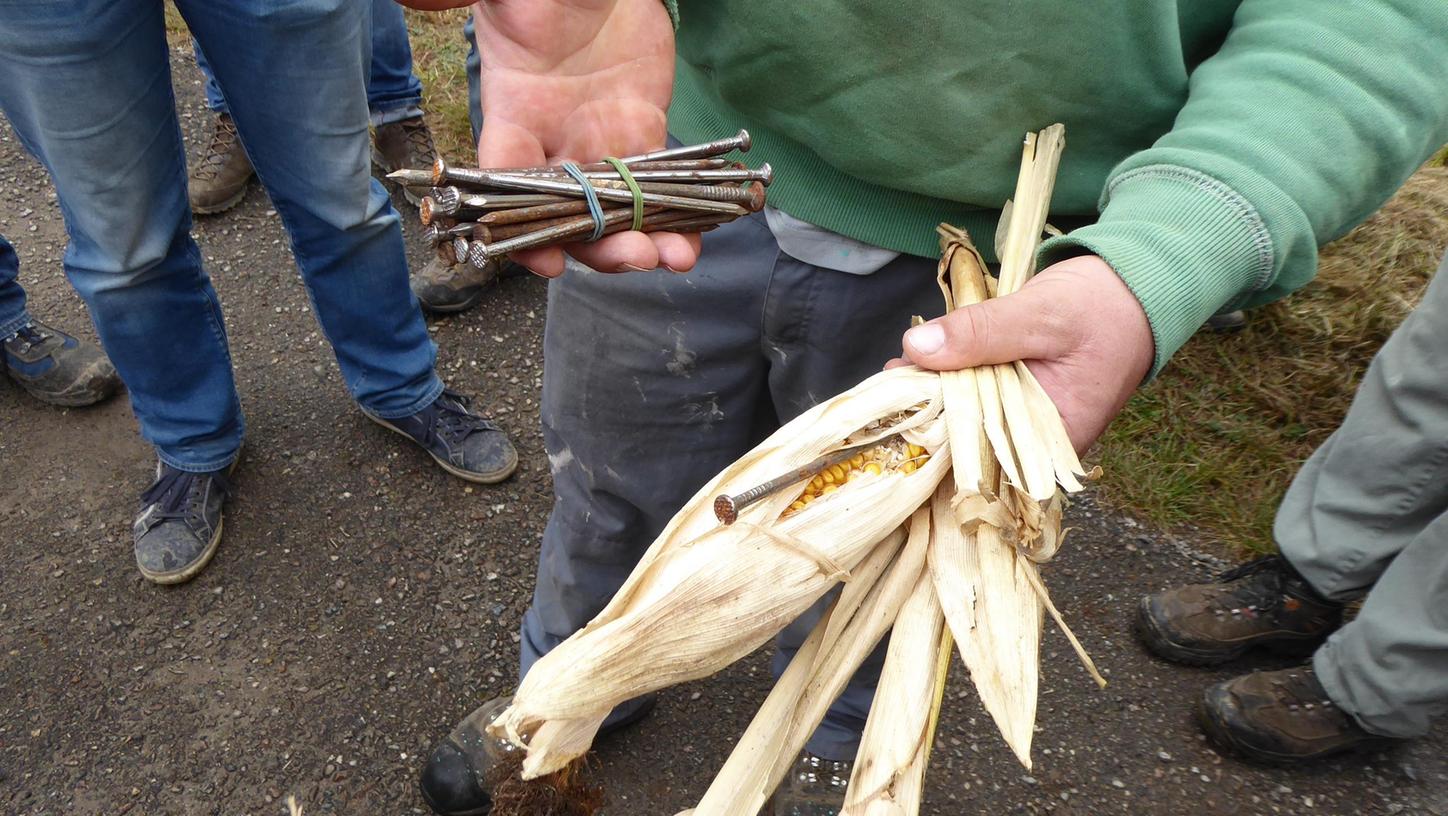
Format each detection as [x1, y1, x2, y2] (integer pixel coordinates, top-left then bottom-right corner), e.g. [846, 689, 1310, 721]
[194, 0, 423, 127]
[0, 0, 442, 472]
[464, 15, 482, 144]
[0, 235, 31, 339]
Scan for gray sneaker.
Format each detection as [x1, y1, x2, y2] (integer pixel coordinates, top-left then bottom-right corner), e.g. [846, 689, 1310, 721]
[366, 389, 518, 484]
[133, 461, 232, 584]
[411, 256, 499, 315]
[3, 320, 120, 407]
[771, 752, 853, 816]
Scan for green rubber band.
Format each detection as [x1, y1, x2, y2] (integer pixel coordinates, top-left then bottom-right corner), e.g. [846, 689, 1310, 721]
[604, 157, 645, 231]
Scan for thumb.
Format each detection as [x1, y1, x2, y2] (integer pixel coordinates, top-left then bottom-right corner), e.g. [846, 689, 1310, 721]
[902, 285, 1075, 371]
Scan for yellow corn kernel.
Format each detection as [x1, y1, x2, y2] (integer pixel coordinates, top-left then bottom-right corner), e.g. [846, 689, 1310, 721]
[821, 470, 836, 485]
[809, 475, 824, 491]
[901, 460, 918, 475]
[831, 464, 847, 481]
[790, 500, 806, 512]
[821, 484, 838, 495]
[864, 462, 882, 476]
[906, 443, 924, 459]
[801, 493, 815, 504]
[850, 453, 865, 468]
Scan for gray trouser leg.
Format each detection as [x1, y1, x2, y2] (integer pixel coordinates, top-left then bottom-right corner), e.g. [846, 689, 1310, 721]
[524, 210, 944, 756]
[1276, 251, 1448, 738]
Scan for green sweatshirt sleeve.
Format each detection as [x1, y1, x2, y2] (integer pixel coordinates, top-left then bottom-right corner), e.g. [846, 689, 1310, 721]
[1039, 0, 1448, 377]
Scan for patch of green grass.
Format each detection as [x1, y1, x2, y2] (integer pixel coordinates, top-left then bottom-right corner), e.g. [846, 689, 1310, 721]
[403, 9, 476, 163]
[1097, 166, 1448, 553]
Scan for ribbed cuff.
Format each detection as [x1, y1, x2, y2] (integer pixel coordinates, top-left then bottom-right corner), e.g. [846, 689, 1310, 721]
[1039, 165, 1274, 378]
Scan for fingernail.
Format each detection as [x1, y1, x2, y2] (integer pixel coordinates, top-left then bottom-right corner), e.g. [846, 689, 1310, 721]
[616, 263, 654, 273]
[661, 264, 685, 274]
[906, 324, 945, 355]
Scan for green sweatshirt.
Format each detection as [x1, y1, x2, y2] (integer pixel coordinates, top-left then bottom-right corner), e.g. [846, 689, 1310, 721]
[666, 1, 1448, 375]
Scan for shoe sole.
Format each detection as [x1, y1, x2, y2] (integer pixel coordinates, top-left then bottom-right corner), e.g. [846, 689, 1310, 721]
[191, 182, 250, 216]
[138, 515, 225, 586]
[365, 412, 519, 484]
[1133, 597, 1323, 667]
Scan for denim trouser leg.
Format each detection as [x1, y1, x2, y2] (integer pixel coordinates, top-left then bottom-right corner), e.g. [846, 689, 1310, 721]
[366, 0, 424, 126]
[0, 235, 31, 338]
[177, 0, 442, 419]
[525, 209, 946, 758]
[192, 37, 229, 114]
[463, 15, 482, 145]
[1277, 251, 1448, 739]
[0, 0, 244, 471]
[193, 0, 421, 125]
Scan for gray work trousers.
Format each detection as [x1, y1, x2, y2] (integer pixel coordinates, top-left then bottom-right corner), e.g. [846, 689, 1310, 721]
[523, 210, 945, 759]
[1278, 250, 1448, 739]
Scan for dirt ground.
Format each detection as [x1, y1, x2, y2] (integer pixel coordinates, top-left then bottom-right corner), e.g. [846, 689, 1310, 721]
[1, 51, 1444, 816]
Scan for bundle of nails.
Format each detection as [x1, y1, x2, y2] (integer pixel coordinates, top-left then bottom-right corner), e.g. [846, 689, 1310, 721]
[482, 125, 1105, 816]
[387, 130, 766, 269]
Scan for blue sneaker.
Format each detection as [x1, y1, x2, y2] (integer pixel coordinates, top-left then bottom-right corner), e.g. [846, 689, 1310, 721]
[3, 320, 120, 407]
[133, 461, 232, 584]
[367, 389, 518, 484]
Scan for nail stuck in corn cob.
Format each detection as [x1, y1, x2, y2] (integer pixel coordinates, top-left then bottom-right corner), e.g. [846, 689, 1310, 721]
[781, 440, 933, 518]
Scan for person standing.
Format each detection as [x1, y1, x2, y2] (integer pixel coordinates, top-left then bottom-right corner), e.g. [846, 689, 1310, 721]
[0, 0, 518, 586]
[1, 234, 120, 407]
[1138, 249, 1448, 764]
[403, 1, 1448, 814]
[186, 0, 438, 215]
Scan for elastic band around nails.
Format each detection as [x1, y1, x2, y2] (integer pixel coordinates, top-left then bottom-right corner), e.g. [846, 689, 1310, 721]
[561, 162, 606, 242]
[603, 157, 645, 231]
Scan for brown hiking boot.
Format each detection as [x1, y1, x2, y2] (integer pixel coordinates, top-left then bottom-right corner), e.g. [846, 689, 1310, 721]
[188, 112, 254, 215]
[373, 114, 437, 206]
[1199, 665, 1402, 764]
[411, 256, 498, 314]
[1136, 556, 1344, 666]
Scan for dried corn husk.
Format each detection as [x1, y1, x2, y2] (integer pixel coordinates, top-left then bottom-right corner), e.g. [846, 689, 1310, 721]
[493, 125, 1106, 806]
[840, 544, 947, 816]
[688, 509, 931, 816]
[491, 369, 952, 778]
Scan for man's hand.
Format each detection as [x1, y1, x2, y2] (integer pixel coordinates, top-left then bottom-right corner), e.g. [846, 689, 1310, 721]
[888, 255, 1155, 453]
[470, 0, 699, 277]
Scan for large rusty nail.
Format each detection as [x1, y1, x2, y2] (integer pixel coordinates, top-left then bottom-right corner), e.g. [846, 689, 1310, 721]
[450, 172, 748, 217]
[618, 130, 751, 164]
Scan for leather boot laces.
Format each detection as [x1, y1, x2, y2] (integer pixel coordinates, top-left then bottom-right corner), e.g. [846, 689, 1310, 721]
[194, 115, 241, 181]
[1212, 556, 1291, 619]
[140, 466, 231, 525]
